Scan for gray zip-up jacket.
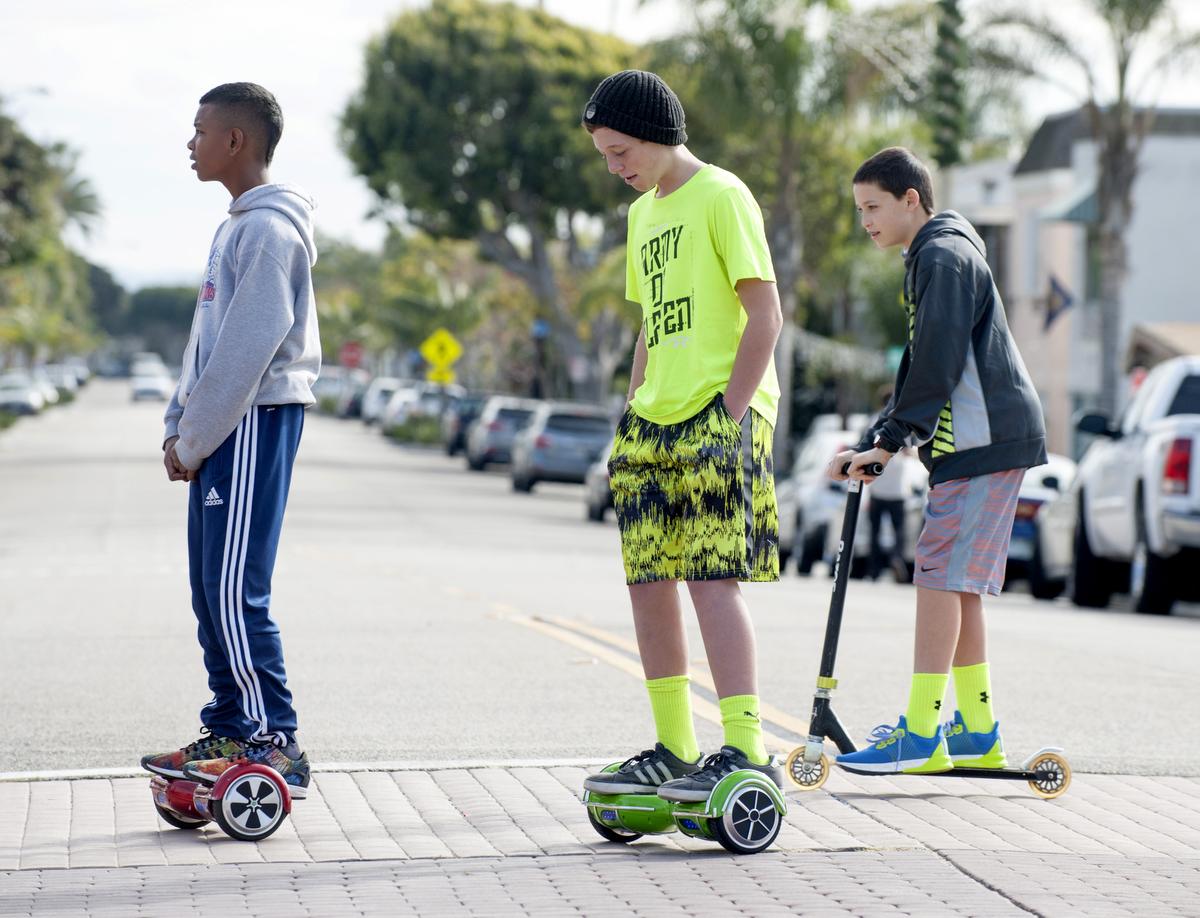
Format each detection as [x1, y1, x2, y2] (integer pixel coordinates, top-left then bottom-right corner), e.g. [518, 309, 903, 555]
[164, 184, 321, 470]
[856, 211, 1046, 485]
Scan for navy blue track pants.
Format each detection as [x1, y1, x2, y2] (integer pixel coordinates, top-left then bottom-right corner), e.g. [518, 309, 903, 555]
[187, 404, 303, 746]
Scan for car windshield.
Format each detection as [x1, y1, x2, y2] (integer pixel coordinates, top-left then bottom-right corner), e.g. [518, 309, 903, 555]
[1166, 375, 1200, 416]
[545, 414, 610, 434]
[497, 408, 533, 425]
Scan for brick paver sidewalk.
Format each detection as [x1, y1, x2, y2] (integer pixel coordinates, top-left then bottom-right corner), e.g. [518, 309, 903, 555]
[2, 762, 1198, 916]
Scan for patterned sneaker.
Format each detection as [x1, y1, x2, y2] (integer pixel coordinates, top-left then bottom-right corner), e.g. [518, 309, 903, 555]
[943, 711, 1008, 768]
[836, 716, 952, 775]
[583, 743, 702, 795]
[140, 729, 245, 779]
[657, 746, 784, 803]
[183, 743, 311, 799]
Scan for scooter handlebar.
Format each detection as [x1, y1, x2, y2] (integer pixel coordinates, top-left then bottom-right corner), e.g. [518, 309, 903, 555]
[840, 461, 886, 478]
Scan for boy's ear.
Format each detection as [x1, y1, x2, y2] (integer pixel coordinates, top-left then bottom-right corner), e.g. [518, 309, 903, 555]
[905, 188, 921, 210]
[228, 127, 244, 156]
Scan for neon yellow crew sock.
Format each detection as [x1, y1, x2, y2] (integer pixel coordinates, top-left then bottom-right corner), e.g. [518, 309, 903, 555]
[645, 676, 700, 763]
[905, 673, 949, 738]
[718, 694, 769, 765]
[953, 663, 997, 733]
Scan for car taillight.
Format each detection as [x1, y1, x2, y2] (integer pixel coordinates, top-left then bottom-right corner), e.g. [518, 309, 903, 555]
[1163, 438, 1192, 495]
[535, 435, 551, 449]
[1013, 499, 1041, 521]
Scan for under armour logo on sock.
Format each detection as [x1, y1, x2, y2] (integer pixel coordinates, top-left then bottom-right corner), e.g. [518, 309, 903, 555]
[980, 691, 990, 703]
[933, 700, 942, 710]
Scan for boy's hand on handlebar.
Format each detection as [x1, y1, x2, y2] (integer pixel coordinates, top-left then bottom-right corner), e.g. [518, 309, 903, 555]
[826, 449, 857, 481]
[847, 447, 892, 482]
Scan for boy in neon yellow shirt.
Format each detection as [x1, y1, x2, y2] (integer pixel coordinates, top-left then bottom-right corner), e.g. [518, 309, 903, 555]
[580, 70, 785, 801]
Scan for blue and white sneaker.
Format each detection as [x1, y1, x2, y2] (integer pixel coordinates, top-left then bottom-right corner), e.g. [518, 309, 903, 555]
[943, 711, 1007, 769]
[836, 715, 952, 774]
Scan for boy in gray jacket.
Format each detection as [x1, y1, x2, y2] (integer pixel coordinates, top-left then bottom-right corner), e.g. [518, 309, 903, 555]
[141, 83, 320, 799]
[828, 147, 1046, 775]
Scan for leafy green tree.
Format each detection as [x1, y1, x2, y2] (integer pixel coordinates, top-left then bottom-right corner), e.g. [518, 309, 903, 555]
[978, 0, 1200, 415]
[125, 287, 195, 360]
[85, 261, 129, 336]
[930, 0, 967, 169]
[646, 0, 938, 445]
[341, 0, 635, 399]
[0, 102, 102, 364]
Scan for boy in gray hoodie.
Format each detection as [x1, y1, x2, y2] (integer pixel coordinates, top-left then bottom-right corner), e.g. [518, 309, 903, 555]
[141, 83, 320, 799]
[828, 147, 1046, 776]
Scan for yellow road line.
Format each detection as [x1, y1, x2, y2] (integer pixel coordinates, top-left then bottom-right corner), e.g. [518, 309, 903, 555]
[548, 616, 815, 741]
[498, 606, 795, 752]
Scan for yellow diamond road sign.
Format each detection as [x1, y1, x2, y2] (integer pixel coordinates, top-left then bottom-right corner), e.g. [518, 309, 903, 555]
[420, 328, 462, 369]
[426, 366, 456, 384]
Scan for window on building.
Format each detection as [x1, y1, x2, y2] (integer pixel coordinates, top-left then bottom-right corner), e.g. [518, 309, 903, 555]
[974, 224, 1010, 303]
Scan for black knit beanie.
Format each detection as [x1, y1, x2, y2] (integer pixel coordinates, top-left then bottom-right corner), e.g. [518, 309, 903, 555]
[583, 70, 687, 146]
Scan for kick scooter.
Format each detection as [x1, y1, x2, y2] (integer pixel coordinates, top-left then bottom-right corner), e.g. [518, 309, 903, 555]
[582, 759, 788, 855]
[149, 765, 293, 841]
[784, 463, 1071, 799]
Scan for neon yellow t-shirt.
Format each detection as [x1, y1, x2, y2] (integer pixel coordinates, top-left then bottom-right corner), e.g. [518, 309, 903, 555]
[625, 164, 780, 427]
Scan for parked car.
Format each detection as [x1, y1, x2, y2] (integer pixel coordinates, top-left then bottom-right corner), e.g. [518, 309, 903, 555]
[465, 396, 541, 470]
[0, 374, 45, 415]
[380, 382, 464, 433]
[379, 385, 423, 430]
[1004, 454, 1077, 599]
[30, 369, 59, 407]
[819, 450, 926, 580]
[779, 425, 865, 574]
[510, 402, 613, 492]
[584, 440, 615, 521]
[442, 393, 490, 456]
[361, 377, 406, 425]
[313, 366, 368, 412]
[41, 365, 80, 396]
[131, 371, 174, 401]
[129, 352, 167, 378]
[1041, 356, 1200, 615]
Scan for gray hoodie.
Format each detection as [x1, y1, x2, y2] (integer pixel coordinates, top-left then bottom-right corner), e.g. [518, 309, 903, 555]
[164, 184, 321, 469]
[856, 211, 1046, 485]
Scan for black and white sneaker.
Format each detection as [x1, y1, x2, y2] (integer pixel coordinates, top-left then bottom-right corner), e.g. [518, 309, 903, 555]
[657, 745, 784, 802]
[583, 743, 702, 795]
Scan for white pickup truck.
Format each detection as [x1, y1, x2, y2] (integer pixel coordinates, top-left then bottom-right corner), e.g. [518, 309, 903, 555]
[1048, 355, 1200, 614]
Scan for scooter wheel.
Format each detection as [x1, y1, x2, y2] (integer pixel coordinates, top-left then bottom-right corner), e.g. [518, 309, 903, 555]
[154, 803, 207, 830]
[785, 747, 830, 791]
[587, 809, 643, 844]
[709, 782, 783, 855]
[210, 766, 290, 841]
[1027, 752, 1071, 799]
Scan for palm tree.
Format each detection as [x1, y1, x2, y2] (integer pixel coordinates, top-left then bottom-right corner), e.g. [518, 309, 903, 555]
[977, 1, 1200, 416]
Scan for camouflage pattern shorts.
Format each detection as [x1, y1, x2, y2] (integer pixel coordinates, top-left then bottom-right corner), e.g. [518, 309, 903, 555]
[608, 393, 779, 585]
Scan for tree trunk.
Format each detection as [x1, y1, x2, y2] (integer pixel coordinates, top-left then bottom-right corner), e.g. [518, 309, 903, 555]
[768, 114, 800, 468]
[1091, 103, 1139, 418]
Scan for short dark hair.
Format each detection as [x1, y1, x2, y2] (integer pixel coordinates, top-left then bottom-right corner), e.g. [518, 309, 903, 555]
[199, 82, 284, 166]
[853, 147, 935, 215]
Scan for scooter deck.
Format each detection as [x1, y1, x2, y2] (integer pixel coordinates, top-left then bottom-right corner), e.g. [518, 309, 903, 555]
[837, 764, 1039, 780]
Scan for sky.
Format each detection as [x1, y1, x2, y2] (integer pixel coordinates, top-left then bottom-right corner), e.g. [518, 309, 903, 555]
[2, 0, 1197, 290]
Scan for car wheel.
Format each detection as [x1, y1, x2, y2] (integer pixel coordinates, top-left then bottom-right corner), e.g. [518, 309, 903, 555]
[467, 454, 485, 471]
[1131, 501, 1175, 615]
[778, 547, 791, 573]
[1028, 536, 1065, 601]
[586, 500, 606, 522]
[512, 474, 534, 493]
[1069, 494, 1112, 609]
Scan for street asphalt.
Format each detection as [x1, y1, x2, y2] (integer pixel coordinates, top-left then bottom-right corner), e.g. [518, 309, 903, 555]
[1, 379, 1197, 776]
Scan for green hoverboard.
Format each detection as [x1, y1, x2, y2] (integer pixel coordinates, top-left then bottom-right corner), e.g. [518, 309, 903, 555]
[582, 762, 787, 855]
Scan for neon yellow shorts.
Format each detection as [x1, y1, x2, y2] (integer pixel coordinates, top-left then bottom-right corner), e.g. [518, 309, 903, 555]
[608, 393, 779, 585]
